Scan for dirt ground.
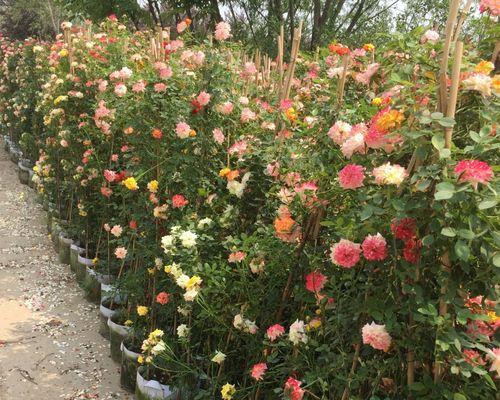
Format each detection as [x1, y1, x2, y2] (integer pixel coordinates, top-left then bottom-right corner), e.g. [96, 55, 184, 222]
[0, 145, 132, 399]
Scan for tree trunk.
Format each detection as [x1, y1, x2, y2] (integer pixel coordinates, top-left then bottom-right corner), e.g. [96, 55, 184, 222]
[311, 0, 321, 50]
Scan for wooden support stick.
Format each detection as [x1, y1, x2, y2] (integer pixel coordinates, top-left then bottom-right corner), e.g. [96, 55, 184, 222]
[434, 41, 463, 385]
[283, 21, 303, 100]
[445, 41, 463, 149]
[452, 0, 473, 43]
[337, 54, 349, 104]
[438, 0, 460, 114]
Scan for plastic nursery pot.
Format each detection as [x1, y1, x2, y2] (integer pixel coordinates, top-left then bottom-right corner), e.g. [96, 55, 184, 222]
[51, 220, 61, 252]
[9, 145, 21, 164]
[108, 314, 131, 363]
[101, 282, 114, 300]
[99, 298, 117, 338]
[28, 169, 35, 188]
[83, 266, 101, 303]
[84, 267, 114, 304]
[69, 243, 85, 273]
[3, 136, 10, 151]
[17, 159, 31, 185]
[76, 254, 93, 284]
[58, 233, 73, 265]
[136, 366, 179, 400]
[120, 340, 141, 392]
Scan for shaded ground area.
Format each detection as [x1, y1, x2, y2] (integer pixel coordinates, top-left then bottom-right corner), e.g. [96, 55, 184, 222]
[0, 147, 132, 399]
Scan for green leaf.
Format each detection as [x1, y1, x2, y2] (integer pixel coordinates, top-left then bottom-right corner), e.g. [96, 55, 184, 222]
[455, 240, 470, 261]
[431, 134, 445, 150]
[416, 180, 431, 191]
[359, 206, 374, 221]
[319, 220, 335, 227]
[493, 253, 500, 268]
[453, 394, 467, 400]
[453, 338, 461, 351]
[436, 182, 455, 192]
[431, 112, 444, 119]
[435, 190, 454, 200]
[457, 229, 475, 240]
[478, 199, 497, 210]
[438, 117, 455, 127]
[441, 227, 456, 237]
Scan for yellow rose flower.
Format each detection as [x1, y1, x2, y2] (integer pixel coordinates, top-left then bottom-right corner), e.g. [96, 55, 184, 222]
[363, 43, 375, 52]
[219, 167, 231, 177]
[58, 49, 68, 57]
[371, 97, 382, 106]
[475, 60, 494, 75]
[147, 180, 159, 193]
[137, 356, 144, 364]
[124, 320, 133, 326]
[123, 177, 139, 191]
[186, 275, 203, 290]
[137, 306, 149, 316]
[221, 383, 236, 400]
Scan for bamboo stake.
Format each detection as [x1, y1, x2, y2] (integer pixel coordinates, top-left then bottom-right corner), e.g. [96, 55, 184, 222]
[283, 21, 303, 100]
[277, 25, 284, 97]
[337, 54, 349, 104]
[438, 0, 460, 114]
[434, 41, 463, 384]
[452, 0, 473, 43]
[341, 343, 361, 400]
[445, 41, 463, 148]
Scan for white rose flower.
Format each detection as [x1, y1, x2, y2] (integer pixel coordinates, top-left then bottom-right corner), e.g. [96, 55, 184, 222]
[176, 274, 190, 288]
[179, 230, 197, 248]
[211, 351, 226, 364]
[151, 340, 166, 355]
[177, 324, 189, 338]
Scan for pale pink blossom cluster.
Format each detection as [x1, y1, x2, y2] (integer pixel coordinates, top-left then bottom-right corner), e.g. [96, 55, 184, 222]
[362, 322, 392, 352]
[214, 21, 231, 41]
[420, 29, 440, 44]
[327, 121, 368, 158]
[175, 121, 191, 139]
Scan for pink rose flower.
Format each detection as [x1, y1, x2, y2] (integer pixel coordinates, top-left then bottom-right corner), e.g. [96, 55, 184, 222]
[114, 246, 127, 259]
[175, 122, 191, 139]
[330, 239, 361, 268]
[172, 194, 188, 208]
[266, 324, 285, 342]
[250, 363, 267, 381]
[305, 271, 327, 293]
[156, 292, 170, 305]
[154, 82, 167, 92]
[454, 160, 493, 189]
[196, 91, 211, 106]
[114, 82, 127, 97]
[212, 128, 225, 144]
[214, 21, 231, 41]
[362, 321, 392, 352]
[218, 101, 234, 115]
[228, 251, 246, 263]
[284, 377, 304, 400]
[362, 233, 388, 261]
[110, 225, 123, 237]
[338, 164, 365, 189]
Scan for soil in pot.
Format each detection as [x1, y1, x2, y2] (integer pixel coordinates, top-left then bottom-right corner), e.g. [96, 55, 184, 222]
[58, 233, 73, 265]
[108, 312, 131, 363]
[120, 337, 142, 392]
[136, 366, 179, 400]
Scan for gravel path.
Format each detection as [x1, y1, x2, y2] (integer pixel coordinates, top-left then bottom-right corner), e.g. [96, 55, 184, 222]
[0, 145, 132, 399]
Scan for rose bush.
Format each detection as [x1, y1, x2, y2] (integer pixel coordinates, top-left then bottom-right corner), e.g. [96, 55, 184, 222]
[0, 4, 498, 399]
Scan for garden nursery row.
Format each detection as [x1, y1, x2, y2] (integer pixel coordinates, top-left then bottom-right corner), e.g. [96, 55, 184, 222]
[0, 2, 499, 399]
